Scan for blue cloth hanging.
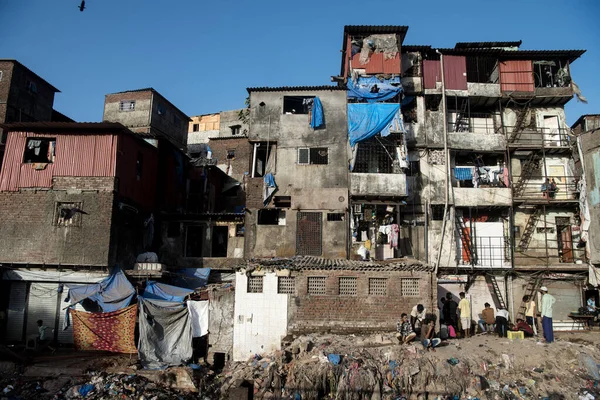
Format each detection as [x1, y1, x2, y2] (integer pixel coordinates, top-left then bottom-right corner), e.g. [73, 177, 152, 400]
[310, 97, 324, 129]
[143, 281, 194, 303]
[348, 103, 402, 147]
[454, 167, 473, 181]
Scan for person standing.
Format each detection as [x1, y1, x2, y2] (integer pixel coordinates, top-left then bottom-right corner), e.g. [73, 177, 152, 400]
[495, 306, 509, 337]
[410, 304, 426, 335]
[540, 286, 556, 343]
[443, 293, 458, 331]
[524, 295, 537, 334]
[457, 292, 471, 338]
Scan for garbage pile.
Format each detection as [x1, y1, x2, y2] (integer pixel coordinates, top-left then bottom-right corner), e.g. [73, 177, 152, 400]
[0, 370, 218, 400]
[217, 333, 600, 400]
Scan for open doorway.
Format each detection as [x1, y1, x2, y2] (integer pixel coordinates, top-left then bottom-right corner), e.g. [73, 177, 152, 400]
[556, 217, 573, 263]
[211, 226, 228, 257]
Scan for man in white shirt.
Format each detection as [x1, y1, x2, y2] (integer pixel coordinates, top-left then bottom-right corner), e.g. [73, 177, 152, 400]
[495, 307, 509, 337]
[410, 304, 426, 334]
[540, 286, 556, 343]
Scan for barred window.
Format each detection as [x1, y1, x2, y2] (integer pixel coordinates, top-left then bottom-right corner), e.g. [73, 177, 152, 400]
[277, 277, 295, 294]
[307, 277, 326, 295]
[401, 278, 420, 297]
[247, 276, 263, 293]
[327, 213, 344, 222]
[119, 100, 135, 111]
[369, 278, 387, 296]
[339, 277, 357, 296]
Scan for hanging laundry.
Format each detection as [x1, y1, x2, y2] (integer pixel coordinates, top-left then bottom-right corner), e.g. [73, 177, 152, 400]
[390, 224, 399, 249]
[187, 300, 209, 337]
[310, 97, 324, 129]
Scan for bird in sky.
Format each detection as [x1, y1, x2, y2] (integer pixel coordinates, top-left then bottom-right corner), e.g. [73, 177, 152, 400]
[60, 207, 89, 220]
[78, 0, 86, 12]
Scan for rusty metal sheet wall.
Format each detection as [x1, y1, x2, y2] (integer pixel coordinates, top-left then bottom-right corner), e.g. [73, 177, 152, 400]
[383, 53, 401, 74]
[423, 60, 441, 89]
[500, 60, 534, 92]
[351, 52, 401, 75]
[443, 55, 468, 90]
[0, 133, 27, 191]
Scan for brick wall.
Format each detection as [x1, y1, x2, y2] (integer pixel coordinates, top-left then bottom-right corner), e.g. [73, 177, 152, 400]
[246, 177, 263, 209]
[207, 137, 251, 184]
[53, 176, 116, 191]
[287, 270, 435, 334]
[0, 189, 114, 266]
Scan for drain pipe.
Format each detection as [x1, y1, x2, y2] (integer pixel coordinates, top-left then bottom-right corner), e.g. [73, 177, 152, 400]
[435, 50, 451, 275]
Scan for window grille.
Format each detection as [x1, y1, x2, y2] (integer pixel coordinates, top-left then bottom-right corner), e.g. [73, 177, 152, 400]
[353, 136, 397, 173]
[119, 100, 135, 111]
[327, 213, 344, 222]
[55, 202, 84, 227]
[247, 276, 263, 293]
[298, 148, 328, 165]
[296, 212, 322, 255]
[307, 277, 326, 295]
[401, 278, 420, 297]
[369, 278, 387, 296]
[339, 277, 357, 296]
[277, 277, 295, 294]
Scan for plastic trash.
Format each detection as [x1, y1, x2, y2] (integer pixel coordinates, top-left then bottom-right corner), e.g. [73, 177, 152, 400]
[479, 376, 490, 390]
[3, 385, 13, 394]
[447, 357, 459, 366]
[78, 383, 95, 396]
[327, 354, 341, 365]
[580, 353, 600, 380]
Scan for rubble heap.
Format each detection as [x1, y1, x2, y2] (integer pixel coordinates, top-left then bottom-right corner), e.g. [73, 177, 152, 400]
[217, 332, 600, 400]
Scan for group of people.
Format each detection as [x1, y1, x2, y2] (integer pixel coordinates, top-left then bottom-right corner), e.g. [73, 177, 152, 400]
[396, 287, 559, 350]
[541, 178, 559, 199]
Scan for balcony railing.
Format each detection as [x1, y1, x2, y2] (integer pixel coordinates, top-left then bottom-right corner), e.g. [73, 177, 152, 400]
[513, 241, 587, 266]
[512, 176, 579, 201]
[447, 112, 501, 135]
[505, 126, 571, 147]
[458, 235, 509, 268]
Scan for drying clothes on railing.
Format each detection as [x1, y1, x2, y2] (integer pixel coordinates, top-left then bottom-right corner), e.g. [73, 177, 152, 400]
[389, 224, 399, 249]
[310, 96, 324, 129]
[70, 304, 137, 354]
[348, 103, 404, 147]
[263, 173, 277, 206]
[347, 76, 402, 103]
[454, 167, 474, 181]
[138, 297, 193, 370]
[143, 281, 194, 303]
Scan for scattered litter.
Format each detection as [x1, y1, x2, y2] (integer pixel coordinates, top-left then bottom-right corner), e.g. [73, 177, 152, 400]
[327, 353, 341, 365]
[447, 357, 460, 366]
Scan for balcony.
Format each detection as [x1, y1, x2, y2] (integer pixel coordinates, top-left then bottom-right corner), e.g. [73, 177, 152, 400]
[512, 175, 580, 203]
[506, 126, 571, 151]
[447, 112, 505, 151]
[350, 173, 407, 197]
[457, 235, 511, 269]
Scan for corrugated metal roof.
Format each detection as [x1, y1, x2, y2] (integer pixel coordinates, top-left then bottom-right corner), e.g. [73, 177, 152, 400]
[0, 59, 61, 92]
[455, 41, 522, 49]
[247, 85, 346, 93]
[402, 45, 432, 52]
[246, 256, 432, 272]
[0, 121, 130, 132]
[344, 25, 408, 41]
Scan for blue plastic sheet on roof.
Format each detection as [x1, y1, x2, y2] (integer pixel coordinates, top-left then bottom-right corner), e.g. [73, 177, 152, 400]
[348, 103, 402, 147]
[310, 97, 324, 129]
[65, 269, 135, 313]
[454, 167, 473, 181]
[143, 281, 194, 303]
[170, 268, 211, 289]
[347, 76, 402, 103]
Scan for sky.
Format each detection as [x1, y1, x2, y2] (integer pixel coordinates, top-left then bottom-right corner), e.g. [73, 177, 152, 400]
[1, 0, 599, 125]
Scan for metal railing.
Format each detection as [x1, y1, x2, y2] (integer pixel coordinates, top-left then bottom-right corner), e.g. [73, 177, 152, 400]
[513, 242, 587, 266]
[505, 126, 571, 147]
[447, 112, 500, 135]
[458, 236, 508, 268]
[512, 176, 579, 201]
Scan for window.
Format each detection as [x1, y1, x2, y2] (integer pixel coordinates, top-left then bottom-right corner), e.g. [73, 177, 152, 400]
[307, 277, 326, 295]
[353, 135, 399, 173]
[536, 227, 555, 234]
[274, 196, 291, 208]
[431, 205, 445, 221]
[247, 276, 263, 293]
[136, 153, 143, 180]
[339, 277, 357, 296]
[298, 148, 328, 165]
[23, 137, 56, 163]
[119, 100, 135, 111]
[278, 277, 296, 294]
[251, 142, 275, 177]
[185, 225, 205, 257]
[167, 222, 181, 238]
[401, 278, 420, 297]
[296, 212, 322, 256]
[26, 80, 37, 93]
[157, 104, 165, 115]
[283, 96, 314, 114]
[230, 125, 241, 135]
[226, 149, 235, 160]
[327, 213, 344, 222]
[258, 209, 286, 225]
[369, 278, 388, 296]
[192, 124, 199, 132]
[54, 202, 84, 227]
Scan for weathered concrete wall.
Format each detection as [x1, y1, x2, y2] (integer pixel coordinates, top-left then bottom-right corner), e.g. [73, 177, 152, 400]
[453, 187, 512, 207]
[289, 269, 435, 333]
[219, 109, 248, 138]
[350, 173, 407, 197]
[503, 106, 567, 130]
[208, 286, 235, 362]
[404, 96, 425, 146]
[423, 109, 444, 147]
[447, 132, 505, 151]
[0, 189, 114, 266]
[149, 92, 189, 148]
[419, 150, 447, 203]
[245, 209, 347, 259]
[580, 130, 600, 264]
[207, 137, 251, 183]
[104, 91, 153, 130]
[467, 82, 500, 98]
[428, 211, 458, 269]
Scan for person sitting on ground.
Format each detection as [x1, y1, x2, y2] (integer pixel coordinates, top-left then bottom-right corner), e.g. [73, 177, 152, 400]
[513, 318, 534, 337]
[420, 316, 441, 351]
[457, 292, 471, 338]
[495, 307, 510, 338]
[36, 320, 55, 353]
[410, 304, 426, 335]
[396, 313, 417, 345]
[478, 303, 495, 333]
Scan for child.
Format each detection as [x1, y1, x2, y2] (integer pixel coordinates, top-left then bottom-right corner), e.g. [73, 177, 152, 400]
[396, 313, 417, 345]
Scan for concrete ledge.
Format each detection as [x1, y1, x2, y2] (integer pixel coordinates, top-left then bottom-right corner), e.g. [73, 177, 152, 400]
[350, 173, 407, 197]
[454, 187, 512, 207]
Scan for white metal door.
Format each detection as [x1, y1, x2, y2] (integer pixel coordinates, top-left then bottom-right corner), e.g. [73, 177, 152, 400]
[25, 283, 59, 341]
[6, 282, 27, 342]
[543, 116, 561, 147]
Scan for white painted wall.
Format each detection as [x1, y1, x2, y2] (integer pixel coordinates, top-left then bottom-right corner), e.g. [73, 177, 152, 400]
[233, 271, 289, 361]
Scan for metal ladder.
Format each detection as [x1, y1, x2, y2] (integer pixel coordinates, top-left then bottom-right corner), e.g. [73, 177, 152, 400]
[488, 275, 506, 310]
[454, 98, 470, 132]
[512, 151, 540, 197]
[455, 213, 477, 266]
[509, 103, 531, 142]
[517, 206, 542, 252]
[516, 276, 543, 320]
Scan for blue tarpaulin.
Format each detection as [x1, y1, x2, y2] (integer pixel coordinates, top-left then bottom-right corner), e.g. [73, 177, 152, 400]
[348, 103, 403, 147]
[65, 269, 135, 313]
[143, 281, 194, 303]
[310, 97, 324, 129]
[264, 173, 277, 206]
[347, 76, 402, 103]
[170, 268, 211, 289]
[454, 167, 473, 181]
